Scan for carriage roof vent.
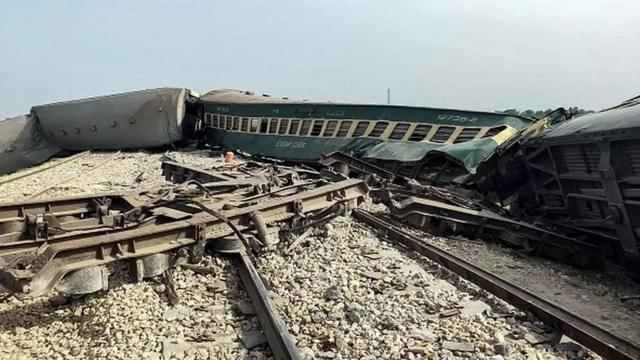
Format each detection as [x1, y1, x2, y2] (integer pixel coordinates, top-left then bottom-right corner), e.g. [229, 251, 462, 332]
[245, 91, 254, 95]
[262, 93, 271, 97]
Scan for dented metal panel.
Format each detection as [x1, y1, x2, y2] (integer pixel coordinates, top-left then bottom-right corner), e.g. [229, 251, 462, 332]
[0, 115, 60, 175]
[516, 99, 640, 262]
[32, 88, 192, 150]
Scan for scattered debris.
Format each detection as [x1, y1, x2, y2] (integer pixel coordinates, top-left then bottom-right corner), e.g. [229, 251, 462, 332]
[439, 308, 461, 318]
[180, 263, 217, 275]
[237, 299, 256, 315]
[239, 331, 267, 349]
[524, 332, 552, 345]
[0, 146, 633, 360]
[361, 271, 385, 280]
[442, 341, 475, 352]
[286, 227, 314, 254]
[206, 281, 227, 293]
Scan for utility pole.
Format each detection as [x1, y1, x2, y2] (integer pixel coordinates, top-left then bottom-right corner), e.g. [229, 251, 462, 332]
[387, 88, 391, 104]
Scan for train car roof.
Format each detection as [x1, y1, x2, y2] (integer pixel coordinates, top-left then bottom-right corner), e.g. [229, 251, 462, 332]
[31, 87, 193, 109]
[200, 89, 535, 121]
[546, 95, 640, 138]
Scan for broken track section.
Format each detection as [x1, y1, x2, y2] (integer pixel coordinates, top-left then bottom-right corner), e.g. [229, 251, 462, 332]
[0, 167, 365, 297]
[0, 160, 367, 359]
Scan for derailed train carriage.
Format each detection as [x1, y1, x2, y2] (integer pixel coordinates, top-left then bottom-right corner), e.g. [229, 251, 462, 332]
[32, 87, 200, 150]
[512, 96, 640, 263]
[199, 90, 640, 267]
[3, 86, 639, 268]
[198, 89, 552, 187]
[0, 114, 60, 175]
[0, 87, 199, 175]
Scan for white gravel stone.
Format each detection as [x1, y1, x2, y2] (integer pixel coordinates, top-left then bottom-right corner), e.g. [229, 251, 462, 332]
[256, 216, 600, 359]
[0, 150, 268, 360]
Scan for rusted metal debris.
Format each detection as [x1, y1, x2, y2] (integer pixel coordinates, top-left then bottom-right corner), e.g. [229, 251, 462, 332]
[372, 191, 603, 267]
[0, 161, 367, 298]
[321, 151, 395, 183]
[0, 159, 345, 360]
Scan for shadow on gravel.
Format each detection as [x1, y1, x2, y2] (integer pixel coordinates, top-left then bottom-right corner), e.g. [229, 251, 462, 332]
[0, 296, 93, 332]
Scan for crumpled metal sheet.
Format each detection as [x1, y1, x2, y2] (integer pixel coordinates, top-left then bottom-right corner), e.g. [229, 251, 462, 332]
[0, 115, 61, 176]
[32, 88, 189, 150]
[546, 99, 640, 138]
[340, 137, 500, 174]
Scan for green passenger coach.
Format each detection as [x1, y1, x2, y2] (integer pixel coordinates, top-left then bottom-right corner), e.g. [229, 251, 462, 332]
[199, 89, 545, 184]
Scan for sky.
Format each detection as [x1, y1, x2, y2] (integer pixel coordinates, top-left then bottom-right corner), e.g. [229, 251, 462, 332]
[1, 0, 639, 119]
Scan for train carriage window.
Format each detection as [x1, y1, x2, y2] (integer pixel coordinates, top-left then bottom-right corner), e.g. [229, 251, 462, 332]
[368, 122, 389, 138]
[226, 116, 233, 130]
[268, 118, 278, 134]
[336, 121, 352, 137]
[299, 119, 312, 136]
[233, 117, 240, 131]
[260, 118, 269, 133]
[430, 126, 455, 143]
[408, 124, 431, 141]
[310, 120, 324, 136]
[241, 118, 249, 132]
[482, 125, 507, 138]
[278, 118, 289, 134]
[204, 113, 211, 127]
[323, 120, 338, 137]
[250, 118, 260, 132]
[389, 123, 410, 140]
[288, 119, 300, 135]
[212, 115, 219, 128]
[454, 127, 481, 143]
[352, 121, 370, 137]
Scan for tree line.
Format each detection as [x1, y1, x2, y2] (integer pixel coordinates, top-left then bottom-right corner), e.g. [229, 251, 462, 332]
[500, 107, 594, 119]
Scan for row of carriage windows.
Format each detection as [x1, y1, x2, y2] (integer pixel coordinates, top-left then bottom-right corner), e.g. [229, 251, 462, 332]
[203, 114, 507, 143]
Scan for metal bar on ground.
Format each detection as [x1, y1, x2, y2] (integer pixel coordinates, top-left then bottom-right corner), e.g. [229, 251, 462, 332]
[320, 151, 395, 181]
[0, 179, 367, 297]
[352, 208, 640, 360]
[161, 161, 233, 183]
[235, 251, 300, 360]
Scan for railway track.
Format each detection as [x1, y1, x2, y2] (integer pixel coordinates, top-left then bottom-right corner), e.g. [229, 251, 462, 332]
[1, 153, 638, 359]
[0, 158, 366, 358]
[352, 208, 640, 360]
[233, 250, 300, 359]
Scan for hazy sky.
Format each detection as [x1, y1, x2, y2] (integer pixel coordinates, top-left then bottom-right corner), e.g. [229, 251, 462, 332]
[1, 0, 639, 118]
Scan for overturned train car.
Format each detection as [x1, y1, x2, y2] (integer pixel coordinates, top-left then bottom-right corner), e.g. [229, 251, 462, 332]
[0, 115, 61, 176]
[199, 89, 549, 186]
[33, 87, 199, 150]
[513, 96, 640, 263]
[0, 88, 199, 176]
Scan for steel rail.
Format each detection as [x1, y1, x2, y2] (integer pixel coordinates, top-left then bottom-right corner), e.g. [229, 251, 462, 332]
[0, 179, 367, 297]
[390, 196, 602, 256]
[235, 251, 300, 360]
[352, 209, 640, 360]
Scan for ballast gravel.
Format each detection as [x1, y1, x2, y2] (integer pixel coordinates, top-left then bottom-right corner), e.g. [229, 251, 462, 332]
[258, 216, 598, 360]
